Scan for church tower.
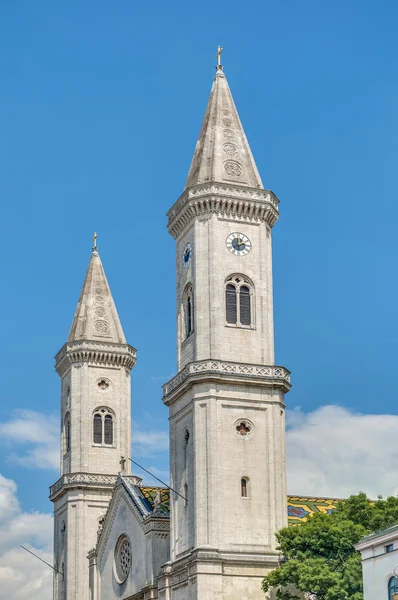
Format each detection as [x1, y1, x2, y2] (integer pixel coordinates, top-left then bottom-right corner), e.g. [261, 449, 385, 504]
[160, 59, 291, 599]
[50, 243, 136, 600]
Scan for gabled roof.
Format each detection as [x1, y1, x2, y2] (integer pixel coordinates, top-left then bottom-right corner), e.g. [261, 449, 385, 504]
[137, 486, 341, 525]
[94, 477, 170, 558]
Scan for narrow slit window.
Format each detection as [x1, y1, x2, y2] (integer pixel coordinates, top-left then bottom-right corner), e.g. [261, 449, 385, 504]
[226, 284, 237, 323]
[187, 295, 192, 336]
[65, 413, 71, 453]
[183, 285, 194, 339]
[241, 477, 248, 498]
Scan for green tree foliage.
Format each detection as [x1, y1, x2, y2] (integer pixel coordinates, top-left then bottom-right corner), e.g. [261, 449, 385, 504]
[262, 492, 398, 600]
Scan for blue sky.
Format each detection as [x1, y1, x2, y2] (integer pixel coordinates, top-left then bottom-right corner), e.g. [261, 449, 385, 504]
[1, 1, 398, 596]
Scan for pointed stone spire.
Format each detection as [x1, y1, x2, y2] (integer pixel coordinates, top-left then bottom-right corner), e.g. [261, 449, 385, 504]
[68, 243, 126, 344]
[185, 66, 263, 190]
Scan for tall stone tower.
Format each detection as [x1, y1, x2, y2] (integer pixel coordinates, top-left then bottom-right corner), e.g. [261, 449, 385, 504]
[50, 245, 136, 600]
[160, 62, 291, 599]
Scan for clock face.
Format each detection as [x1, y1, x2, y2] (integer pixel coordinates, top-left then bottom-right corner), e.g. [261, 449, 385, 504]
[182, 243, 192, 267]
[226, 232, 251, 256]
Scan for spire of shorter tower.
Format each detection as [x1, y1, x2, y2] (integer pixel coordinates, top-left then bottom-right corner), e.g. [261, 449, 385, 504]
[68, 239, 126, 344]
[185, 49, 263, 190]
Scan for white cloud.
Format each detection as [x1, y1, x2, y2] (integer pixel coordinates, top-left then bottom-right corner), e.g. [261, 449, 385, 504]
[0, 474, 53, 600]
[0, 410, 59, 470]
[286, 404, 398, 498]
[132, 428, 169, 456]
[0, 409, 170, 470]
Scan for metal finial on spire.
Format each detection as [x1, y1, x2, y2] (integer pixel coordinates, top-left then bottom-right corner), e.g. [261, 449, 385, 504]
[216, 45, 223, 70]
[92, 232, 98, 252]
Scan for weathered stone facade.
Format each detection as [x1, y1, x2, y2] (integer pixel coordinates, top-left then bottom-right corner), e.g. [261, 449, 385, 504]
[161, 64, 290, 600]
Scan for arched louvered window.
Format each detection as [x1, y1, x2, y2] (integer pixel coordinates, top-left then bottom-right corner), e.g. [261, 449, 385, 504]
[226, 284, 237, 324]
[64, 412, 71, 454]
[104, 414, 113, 445]
[183, 284, 194, 339]
[225, 276, 254, 327]
[93, 414, 102, 444]
[93, 408, 114, 446]
[388, 577, 398, 599]
[240, 286, 251, 325]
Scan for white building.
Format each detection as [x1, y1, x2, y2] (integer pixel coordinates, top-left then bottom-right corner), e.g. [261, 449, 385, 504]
[49, 57, 340, 600]
[355, 525, 398, 600]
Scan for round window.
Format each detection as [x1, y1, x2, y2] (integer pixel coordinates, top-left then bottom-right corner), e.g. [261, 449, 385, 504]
[234, 418, 254, 439]
[114, 534, 131, 584]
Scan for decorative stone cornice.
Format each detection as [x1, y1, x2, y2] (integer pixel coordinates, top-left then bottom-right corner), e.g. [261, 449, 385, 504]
[167, 182, 280, 239]
[55, 339, 136, 376]
[163, 359, 291, 404]
[50, 472, 118, 501]
[158, 547, 282, 595]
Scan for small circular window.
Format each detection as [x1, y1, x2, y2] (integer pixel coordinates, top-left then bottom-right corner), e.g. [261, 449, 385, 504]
[97, 378, 110, 391]
[114, 534, 131, 584]
[234, 419, 254, 439]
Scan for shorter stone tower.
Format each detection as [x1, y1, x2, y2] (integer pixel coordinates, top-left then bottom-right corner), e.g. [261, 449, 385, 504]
[50, 245, 136, 600]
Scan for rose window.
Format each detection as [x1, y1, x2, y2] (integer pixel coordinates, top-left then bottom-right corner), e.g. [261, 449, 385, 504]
[114, 535, 131, 583]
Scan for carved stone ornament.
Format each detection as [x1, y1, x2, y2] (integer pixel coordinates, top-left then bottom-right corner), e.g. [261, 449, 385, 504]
[94, 306, 107, 317]
[95, 320, 110, 334]
[223, 118, 232, 127]
[223, 129, 235, 141]
[55, 340, 137, 377]
[224, 161, 243, 177]
[95, 295, 105, 305]
[223, 143, 238, 157]
[114, 534, 132, 584]
[50, 473, 118, 499]
[162, 360, 291, 401]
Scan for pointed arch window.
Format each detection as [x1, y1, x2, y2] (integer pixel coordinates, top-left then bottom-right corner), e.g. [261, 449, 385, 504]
[64, 412, 71, 454]
[183, 284, 194, 339]
[93, 408, 114, 446]
[225, 275, 254, 327]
